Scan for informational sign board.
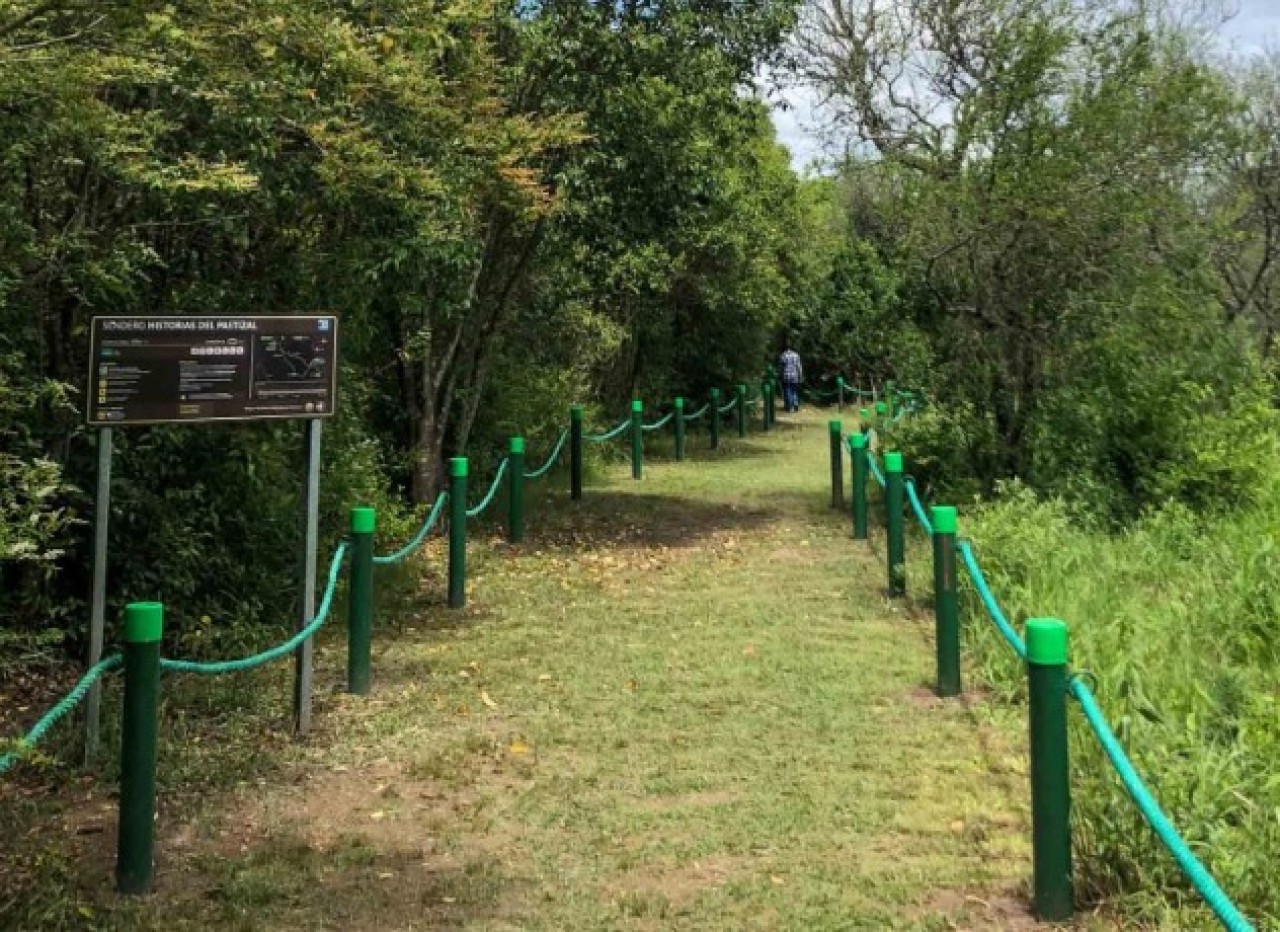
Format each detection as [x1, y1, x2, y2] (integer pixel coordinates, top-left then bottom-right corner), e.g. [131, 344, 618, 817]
[87, 315, 338, 426]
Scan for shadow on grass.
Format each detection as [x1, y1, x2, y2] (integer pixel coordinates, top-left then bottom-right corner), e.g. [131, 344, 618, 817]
[180, 830, 520, 931]
[511, 489, 781, 553]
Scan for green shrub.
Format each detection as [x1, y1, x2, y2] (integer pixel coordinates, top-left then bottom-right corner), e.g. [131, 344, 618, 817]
[881, 399, 1001, 504]
[959, 483, 1280, 924]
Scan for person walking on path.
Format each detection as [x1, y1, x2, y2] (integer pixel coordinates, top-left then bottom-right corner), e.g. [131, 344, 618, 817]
[779, 345, 803, 413]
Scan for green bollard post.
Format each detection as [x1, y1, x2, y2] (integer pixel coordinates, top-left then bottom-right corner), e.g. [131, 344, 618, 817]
[886, 380, 896, 419]
[860, 406, 871, 434]
[630, 399, 643, 480]
[829, 420, 844, 509]
[709, 388, 721, 450]
[1027, 618, 1074, 921]
[508, 437, 525, 544]
[116, 602, 163, 895]
[931, 506, 960, 697]
[674, 397, 686, 462]
[736, 384, 747, 437]
[570, 405, 583, 501]
[885, 452, 905, 596]
[850, 433, 868, 540]
[347, 507, 375, 694]
[764, 380, 775, 430]
[448, 457, 468, 609]
[837, 376, 845, 412]
[875, 401, 887, 427]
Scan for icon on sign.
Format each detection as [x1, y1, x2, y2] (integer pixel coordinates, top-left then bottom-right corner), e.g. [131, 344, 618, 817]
[317, 319, 330, 332]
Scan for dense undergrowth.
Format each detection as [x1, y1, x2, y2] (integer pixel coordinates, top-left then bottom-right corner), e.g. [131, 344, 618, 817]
[897, 418, 1280, 926]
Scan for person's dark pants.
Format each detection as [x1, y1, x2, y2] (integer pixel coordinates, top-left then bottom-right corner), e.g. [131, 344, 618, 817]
[782, 381, 800, 412]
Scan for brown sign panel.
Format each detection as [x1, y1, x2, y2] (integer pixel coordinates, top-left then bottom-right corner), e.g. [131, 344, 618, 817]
[87, 315, 338, 426]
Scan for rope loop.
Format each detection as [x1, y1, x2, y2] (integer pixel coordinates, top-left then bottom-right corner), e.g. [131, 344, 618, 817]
[524, 428, 570, 479]
[465, 458, 510, 518]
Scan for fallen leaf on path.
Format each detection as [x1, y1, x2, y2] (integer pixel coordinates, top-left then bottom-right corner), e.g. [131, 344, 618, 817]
[480, 690, 498, 709]
[509, 741, 531, 756]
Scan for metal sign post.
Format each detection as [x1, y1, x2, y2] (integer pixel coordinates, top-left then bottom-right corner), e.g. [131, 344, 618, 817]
[82, 314, 339, 747]
[293, 419, 322, 735]
[84, 427, 113, 762]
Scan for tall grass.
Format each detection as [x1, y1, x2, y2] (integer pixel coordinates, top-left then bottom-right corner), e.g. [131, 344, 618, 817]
[958, 480, 1280, 927]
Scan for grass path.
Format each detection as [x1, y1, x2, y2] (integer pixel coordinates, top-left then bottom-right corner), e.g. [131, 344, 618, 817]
[4, 412, 1121, 930]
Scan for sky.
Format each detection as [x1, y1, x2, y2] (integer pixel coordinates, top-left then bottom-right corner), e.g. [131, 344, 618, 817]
[772, 0, 1280, 171]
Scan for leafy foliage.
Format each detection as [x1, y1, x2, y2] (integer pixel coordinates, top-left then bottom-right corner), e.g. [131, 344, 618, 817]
[0, 0, 816, 660]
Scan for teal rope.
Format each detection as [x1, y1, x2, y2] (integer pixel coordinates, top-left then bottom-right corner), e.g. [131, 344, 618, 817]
[905, 479, 933, 536]
[585, 418, 630, 442]
[0, 654, 124, 775]
[160, 542, 348, 675]
[642, 412, 674, 432]
[682, 403, 710, 422]
[374, 492, 448, 565]
[868, 451, 887, 489]
[465, 458, 509, 518]
[523, 428, 570, 480]
[716, 396, 738, 414]
[956, 540, 1028, 660]
[1069, 679, 1254, 932]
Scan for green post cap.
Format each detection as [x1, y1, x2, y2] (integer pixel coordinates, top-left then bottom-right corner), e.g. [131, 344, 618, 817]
[860, 407, 870, 418]
[571, 405, 583, 420]
[850, 433, 866, 449]
[450, 457, 469, 478]
[1026, 618, 1069, 666]
[711, 388, 720, 399]
[931, 505, 957, 535]
[829, 419, 842, 433]
[837, 376, 845, 386]
[675, 396, 684, 409]
[631, 399, 643, 413]
[351, 506, 377, 535]
[875, 402, 887, 415]
[737, 383, 746, 393]
[124, 602, 164, 644]
[510, 436, 525, 454]
[884, 452, 904, 473]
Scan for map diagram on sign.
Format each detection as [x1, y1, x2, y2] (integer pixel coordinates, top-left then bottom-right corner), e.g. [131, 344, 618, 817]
[254, 334, 328, 385]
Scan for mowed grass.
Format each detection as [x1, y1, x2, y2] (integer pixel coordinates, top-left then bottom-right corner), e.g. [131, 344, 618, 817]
[3, 411, 1125, 930]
